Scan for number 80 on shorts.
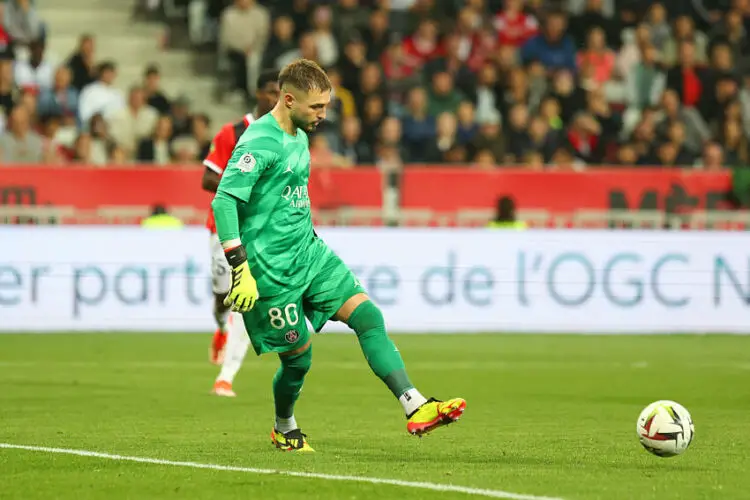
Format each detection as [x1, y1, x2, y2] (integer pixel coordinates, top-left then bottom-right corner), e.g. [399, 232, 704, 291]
[269, 304, 299, 330]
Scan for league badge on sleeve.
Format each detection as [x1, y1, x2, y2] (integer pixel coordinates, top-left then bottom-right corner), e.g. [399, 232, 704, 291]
[236, 152, 256, 173]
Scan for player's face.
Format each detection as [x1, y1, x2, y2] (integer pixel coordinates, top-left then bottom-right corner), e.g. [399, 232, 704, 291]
[290, 89, 330, 132]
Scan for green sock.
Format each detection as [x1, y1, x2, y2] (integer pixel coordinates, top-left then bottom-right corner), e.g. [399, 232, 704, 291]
[272, 345, 312, 419]
[347, 301, 414, 397]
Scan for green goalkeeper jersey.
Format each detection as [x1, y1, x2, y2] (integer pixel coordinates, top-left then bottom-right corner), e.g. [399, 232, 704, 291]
[216, 113, 320, 293]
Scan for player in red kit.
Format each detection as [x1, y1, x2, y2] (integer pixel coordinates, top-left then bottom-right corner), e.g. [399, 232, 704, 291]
[202, 69, 280, 396]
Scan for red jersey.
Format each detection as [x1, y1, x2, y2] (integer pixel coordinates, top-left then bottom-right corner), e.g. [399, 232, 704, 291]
[203, 113, 254, 233]
[493, 11, 538, 47]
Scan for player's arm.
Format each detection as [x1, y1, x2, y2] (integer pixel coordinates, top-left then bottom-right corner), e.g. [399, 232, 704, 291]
[211, 139, 278, 312]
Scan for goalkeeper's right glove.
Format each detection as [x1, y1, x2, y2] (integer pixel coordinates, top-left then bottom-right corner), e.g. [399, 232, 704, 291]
[223, 245, 259, 313]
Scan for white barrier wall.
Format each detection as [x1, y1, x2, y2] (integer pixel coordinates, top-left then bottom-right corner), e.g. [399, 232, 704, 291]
[1, 227, 750, 333]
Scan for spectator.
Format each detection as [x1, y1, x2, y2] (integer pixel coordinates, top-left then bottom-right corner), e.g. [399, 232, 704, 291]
[311, 5, 338, 67]
[644, 3, 671, 51]
[219, 0, 270, 102]
[665, 121, 697, 165]
[520, 11, 577, 73]
[88, 113, 117, 166]
[472, 62, 500, 123]
[720, 119, 749, 166]
[663, 15, 709, 67]
[654, 89, 710, 152]
[170, 95, 193, 138]
[354, 62, 386, 118]
[666, 40, 704, 108]
[337, 115, 373, 164]
[617, 23, 651, 80]
[67, 35, 96, 91]
[108, 86, 159, 157]
[453, 8, 479, 63]
[473, 148, 496, 169]
[78, 61, 126, 125]
[0, 57, 18, 118]
[569, 0, 619, 49]
[550, 68, 586, 123]
[380, 34, 421, 90]
[499, 66, 530, 119]
[0, 104, 47, 163]
[456, 100, 479, 145]
[136, 115, 173, 164]
[363, 9, 390, 61]
[0, 4, 15, 60]
[325, 66, 356, 131]
[539, 95, 564, 131]
[339, 34, 368, 90]
[3, 0, 44, 46]
[714, 10, 749, 62]
[360, 93, 384, 148]
[427, 71, 466, 117]
[191, 113, 212, 159]
[698, 141, 725, 171]
[423, 33, 475, 99]
[566, 111, 603, 163]
[425, 112, 460, 163]
[469, 110, 506, 163]
[401, 19, 442, 68]
[143, 65, 171, 115]
[262, 15, 297, 71]
[577, 26, 616, 87]
[377, 116, 409, 162]
[310, 133, 349, 167]
[14, 39, 57, 92]
[334, 0, 369, 46]
[401, 86, 436, 161]
[504, 103, 530, 161]
[172, 135, 201, 163]
[37, 66, 78, 119]
[493, 0, 539, 47]
[626, 43, 665, 109]
[527, 114, 558, 161]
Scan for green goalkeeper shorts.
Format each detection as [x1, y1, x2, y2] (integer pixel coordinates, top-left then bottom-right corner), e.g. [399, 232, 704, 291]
[241, 243, 366, 356]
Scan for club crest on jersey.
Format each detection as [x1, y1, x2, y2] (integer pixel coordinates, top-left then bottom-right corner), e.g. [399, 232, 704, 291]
[235, 153, 256, 173]
[285, 330, 300, 343]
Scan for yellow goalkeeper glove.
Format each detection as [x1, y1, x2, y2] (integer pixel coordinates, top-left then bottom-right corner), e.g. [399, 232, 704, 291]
[223, 245, 259, 313]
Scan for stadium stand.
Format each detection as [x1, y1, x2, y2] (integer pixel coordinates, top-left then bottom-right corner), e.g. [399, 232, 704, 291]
[1, 0, 750, 227]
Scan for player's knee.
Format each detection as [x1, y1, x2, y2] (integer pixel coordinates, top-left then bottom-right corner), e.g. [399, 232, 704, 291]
[347, 300, 385, 336]
[282, 344, 312, 377]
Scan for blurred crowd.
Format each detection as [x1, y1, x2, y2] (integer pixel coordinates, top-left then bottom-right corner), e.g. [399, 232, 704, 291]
[3, 0, 750, 170]
[195, 0, 750, 170]
[0, 0, 213, 165]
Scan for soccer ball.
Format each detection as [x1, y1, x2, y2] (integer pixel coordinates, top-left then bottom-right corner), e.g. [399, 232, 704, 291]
[636, 400, 694, 457]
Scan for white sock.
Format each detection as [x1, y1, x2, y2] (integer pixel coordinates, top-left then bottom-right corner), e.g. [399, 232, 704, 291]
[216, 313, 250, 383]
[399, 388, 428, 416]
[275, 415, 298, 433]
[213, 306, 231, 332]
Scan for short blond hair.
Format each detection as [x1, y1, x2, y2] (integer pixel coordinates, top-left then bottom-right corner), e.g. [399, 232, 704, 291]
[279, 59, 332, 93]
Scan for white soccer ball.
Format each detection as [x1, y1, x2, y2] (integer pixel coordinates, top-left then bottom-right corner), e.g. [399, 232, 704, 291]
[636, 400, 695, 457]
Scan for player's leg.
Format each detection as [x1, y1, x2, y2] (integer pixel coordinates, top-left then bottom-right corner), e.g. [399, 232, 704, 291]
[209, 233, 232, 364]
[271, 340, 314, 452]
[212, 312, 250, 397]
[242, 292, 314, 452]
[335, 294, 466, 436]
[304, 249, 465, 437]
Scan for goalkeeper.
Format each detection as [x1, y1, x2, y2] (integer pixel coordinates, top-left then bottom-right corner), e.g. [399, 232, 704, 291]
[211, 59, 466, 452]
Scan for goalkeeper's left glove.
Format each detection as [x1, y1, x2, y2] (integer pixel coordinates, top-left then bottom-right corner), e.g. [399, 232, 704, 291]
[223, 244, 259, 313]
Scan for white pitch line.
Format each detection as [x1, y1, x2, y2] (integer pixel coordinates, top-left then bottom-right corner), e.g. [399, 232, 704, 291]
[0, 443, 563, 500]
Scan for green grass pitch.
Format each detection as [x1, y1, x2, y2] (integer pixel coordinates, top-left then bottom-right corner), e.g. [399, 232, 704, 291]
[1, 333, 748, 499]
